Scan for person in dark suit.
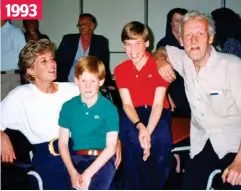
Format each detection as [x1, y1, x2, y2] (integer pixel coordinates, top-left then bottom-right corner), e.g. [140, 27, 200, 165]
[56, 13, 114, 89]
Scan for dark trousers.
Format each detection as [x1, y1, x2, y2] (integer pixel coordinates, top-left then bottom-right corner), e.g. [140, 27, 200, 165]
[72, 155, 116, 190]
[182, 139, 241, 190]
[32, 142, 71, 190]
[119, 107, 173, 189]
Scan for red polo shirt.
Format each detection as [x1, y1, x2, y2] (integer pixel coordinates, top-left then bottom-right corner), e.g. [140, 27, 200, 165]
[114, 53, 170, 108]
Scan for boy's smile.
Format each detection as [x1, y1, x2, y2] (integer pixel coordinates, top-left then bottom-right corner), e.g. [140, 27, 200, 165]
[124, 39, 149, 65]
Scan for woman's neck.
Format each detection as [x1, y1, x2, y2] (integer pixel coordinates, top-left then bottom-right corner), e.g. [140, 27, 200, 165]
[172, 30, 180, 42]
[34, 81, 58, 94]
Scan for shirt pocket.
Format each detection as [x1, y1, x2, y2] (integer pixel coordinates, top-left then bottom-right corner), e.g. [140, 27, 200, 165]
[209, 92, 234, 117]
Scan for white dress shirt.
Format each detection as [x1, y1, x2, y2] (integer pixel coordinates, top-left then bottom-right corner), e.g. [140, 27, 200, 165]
[166, 45, 241, 159]
[1, 82, 79, 144]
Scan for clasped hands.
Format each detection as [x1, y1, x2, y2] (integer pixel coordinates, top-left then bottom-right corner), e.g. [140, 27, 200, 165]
[137, 123, 151, 161]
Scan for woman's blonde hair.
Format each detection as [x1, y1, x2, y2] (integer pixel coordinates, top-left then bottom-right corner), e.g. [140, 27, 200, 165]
[19, 39, 55, 82]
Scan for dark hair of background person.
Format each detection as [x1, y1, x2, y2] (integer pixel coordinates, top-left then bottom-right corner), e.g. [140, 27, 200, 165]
[23, 20, 50, 42]
[165, 8, 188, 37]
[78, 13, 98, 29]
[211, 8, 241, 48]
[156, 8, 187, 50]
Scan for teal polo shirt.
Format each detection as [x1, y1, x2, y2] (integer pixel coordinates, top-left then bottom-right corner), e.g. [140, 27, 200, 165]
[58, 93, 119, 150]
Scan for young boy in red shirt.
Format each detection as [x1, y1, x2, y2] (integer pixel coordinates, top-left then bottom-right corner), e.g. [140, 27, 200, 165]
[114, 21, 173, 189]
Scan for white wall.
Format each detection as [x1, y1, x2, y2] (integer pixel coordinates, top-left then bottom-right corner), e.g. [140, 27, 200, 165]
[41, 0, 80, 47]
[226, 0, 241, 14]
[12, 0, 80, 47]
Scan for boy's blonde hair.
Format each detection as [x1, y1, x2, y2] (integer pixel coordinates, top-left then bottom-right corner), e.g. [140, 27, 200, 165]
[75, 56, 106, 80]
[121, 21, 149, 42]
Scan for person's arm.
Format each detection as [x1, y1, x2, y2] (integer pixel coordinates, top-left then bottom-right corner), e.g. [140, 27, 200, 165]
[147, 87, 167, 135]
[222, 61, 241, 186]
[81, 131, 118, 189]
[153, 46, 185, 82]
[119, 89, 150, 152]
[1, 90, 23, 162]
[168, 93, 176, 112]
[59, 127, 82, 190]
[115, 138, 122, 169]
[222, 144, 241, 185]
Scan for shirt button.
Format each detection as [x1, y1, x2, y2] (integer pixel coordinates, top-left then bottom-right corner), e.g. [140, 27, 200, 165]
[85, 112, 89, 115]
[136, 75, 138, 78]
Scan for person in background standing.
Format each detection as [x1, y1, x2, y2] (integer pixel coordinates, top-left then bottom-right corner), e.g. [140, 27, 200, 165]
[1, 20, 26, 100]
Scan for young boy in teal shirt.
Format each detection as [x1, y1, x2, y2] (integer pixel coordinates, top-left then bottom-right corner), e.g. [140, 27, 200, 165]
[58, 56, 119, 190]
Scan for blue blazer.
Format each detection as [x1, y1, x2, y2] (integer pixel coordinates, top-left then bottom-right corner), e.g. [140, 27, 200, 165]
[56, 33, 112, 85]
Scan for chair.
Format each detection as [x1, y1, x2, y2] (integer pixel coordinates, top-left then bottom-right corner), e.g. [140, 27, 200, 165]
[171, 145, 222, 190]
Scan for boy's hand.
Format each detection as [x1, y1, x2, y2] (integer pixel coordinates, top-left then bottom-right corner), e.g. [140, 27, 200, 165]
[115, 139, 122, 169]
[137, 124, 151, 150]
[70, 171, 82, 190]
[143, 148, 150, 161]
[80, 172, 92, 190]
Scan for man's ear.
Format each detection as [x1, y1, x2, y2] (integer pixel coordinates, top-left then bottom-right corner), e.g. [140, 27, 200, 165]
[99, 79, 105, 87]
[209, 34, 214, 45]
[145, 40, 150, 48]
[179, 37, 184, 47]
[91, 22, 96, 31]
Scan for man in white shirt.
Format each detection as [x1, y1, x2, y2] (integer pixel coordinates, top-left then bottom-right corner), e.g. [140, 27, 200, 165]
[154, 11, 241, 189]
[1, 20, 26, 100]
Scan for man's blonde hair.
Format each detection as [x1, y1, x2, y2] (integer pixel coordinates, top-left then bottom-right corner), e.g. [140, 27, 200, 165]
[75, 56, 106, 81]
[179, 10, 215, 37]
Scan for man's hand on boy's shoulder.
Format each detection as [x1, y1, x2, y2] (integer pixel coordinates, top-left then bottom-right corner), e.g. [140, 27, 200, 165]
[115, 139, 122, 169]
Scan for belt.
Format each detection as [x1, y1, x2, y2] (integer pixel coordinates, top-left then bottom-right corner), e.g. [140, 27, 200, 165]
[48, 138, 60, 156]
[75, 149, 103, 156]
[1, 70, 20, 74]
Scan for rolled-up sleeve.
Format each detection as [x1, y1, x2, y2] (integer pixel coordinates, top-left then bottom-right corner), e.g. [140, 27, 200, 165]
[166, 45, 185, 77]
